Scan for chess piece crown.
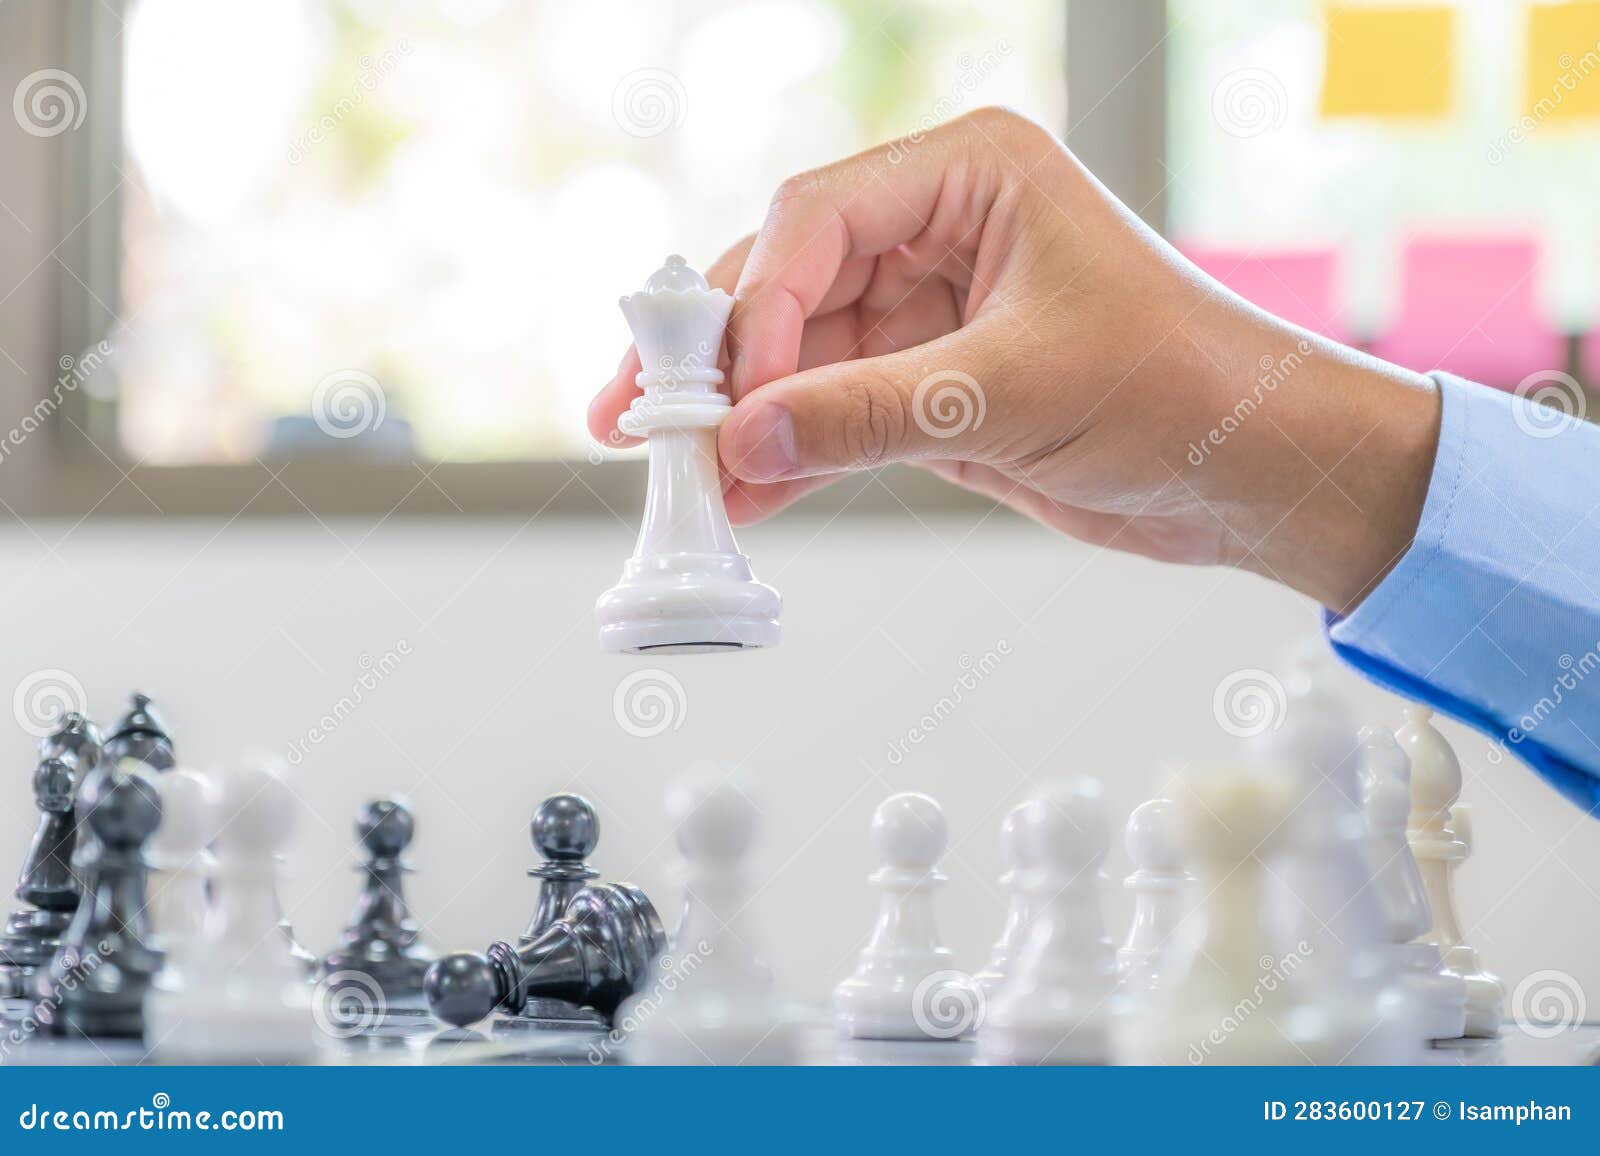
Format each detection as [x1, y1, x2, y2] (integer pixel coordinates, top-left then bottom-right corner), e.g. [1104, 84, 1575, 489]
[595, 254, 781, 653]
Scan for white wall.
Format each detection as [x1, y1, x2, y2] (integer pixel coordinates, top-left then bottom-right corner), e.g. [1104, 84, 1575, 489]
[0, 511, 1593, 1016]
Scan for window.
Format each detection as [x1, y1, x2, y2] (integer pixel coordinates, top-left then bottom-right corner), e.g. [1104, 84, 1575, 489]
[93, 0, 1065, 468]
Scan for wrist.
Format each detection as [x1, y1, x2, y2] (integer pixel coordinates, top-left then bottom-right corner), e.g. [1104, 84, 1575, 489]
[1238, 339, 1441, 612]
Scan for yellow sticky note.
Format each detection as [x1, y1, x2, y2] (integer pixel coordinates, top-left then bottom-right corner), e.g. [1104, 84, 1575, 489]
[1320, 5, 1455, 120]
[1526, 2, 1600, 121]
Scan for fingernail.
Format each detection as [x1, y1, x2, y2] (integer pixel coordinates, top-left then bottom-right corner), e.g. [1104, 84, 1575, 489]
[730, 403, 796, 481]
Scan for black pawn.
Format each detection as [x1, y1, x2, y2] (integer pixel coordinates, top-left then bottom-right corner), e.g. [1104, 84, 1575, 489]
[102, 692, 175, 773]
[37, 762, 163, 1039]
[0, 757, 80, 998]
[319, 799, 436, 1007]
[424, 882, 665, 1028]
[521, 793, 600, 943]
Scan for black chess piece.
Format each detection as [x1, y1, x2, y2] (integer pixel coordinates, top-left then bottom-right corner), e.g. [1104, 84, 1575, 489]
[40, 712, 104, 774]
[0, 757, 80, 999]
[319, 798, 436, 1008]
[102, 692, 175, 773]
[521, 794, 600, 943]
[424, 883, 664, 1027]
[36, 762, 163, 1039]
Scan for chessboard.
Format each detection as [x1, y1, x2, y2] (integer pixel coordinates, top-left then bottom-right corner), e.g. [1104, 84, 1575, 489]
[2, 688, 1596, 1068]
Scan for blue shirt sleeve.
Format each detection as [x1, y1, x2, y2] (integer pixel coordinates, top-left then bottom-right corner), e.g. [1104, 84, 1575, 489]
[1325, 371, 1600, 816]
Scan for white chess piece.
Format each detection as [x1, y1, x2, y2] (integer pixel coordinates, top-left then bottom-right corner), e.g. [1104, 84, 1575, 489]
[146, 768, 215, 959]
[1113, 766, 1311, 1065]
[834, 792, 979, 1040]
[1358, 725, 1468, 1040]
[1397, 704, 1503, 1037]
[979, 779, 1118, 1065]
[624, 766, 795, 1064]
[145, 756, 313, 1060]
[973, 802, 1035, 999]
[1246, 664, 1412, 1063]
[595, 254, 780, 653]
[1116, 797, 1190, 995]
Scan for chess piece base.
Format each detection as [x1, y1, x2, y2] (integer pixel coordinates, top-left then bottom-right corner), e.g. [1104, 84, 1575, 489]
[596, 551, 780, 653]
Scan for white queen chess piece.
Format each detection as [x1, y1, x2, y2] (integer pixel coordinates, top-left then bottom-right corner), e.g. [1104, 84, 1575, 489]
[1357, 725, 1468, 1040]
[834, 792, 979, 1041]
[595, 255, 781, 653]
[1396, 706, 1503, 1037]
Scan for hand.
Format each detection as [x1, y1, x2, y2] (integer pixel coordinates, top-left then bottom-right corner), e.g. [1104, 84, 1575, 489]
[588, 108, 1441, 613]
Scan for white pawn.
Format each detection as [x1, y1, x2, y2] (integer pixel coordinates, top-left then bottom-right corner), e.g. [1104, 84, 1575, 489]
[973, 803, 1035, 999]
[146, 768, 216, 960]
[834, 793, 978, 1041]
[979, 779, 1117, 1065]
[1113, 766, 1307, 1064]
[1358, 725, 1467, 1041]
[1116, 797, 1190, 995]
[625, 767, 794, 1064]
[145, 756, 313, 1060]
[1397, 707, 1503, 1037]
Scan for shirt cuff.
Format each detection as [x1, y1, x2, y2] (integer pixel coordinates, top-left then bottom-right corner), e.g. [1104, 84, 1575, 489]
[1324, 372, 1600, 815]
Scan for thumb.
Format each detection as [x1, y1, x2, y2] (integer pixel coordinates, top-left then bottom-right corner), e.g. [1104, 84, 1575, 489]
[718, 344, 998, 483]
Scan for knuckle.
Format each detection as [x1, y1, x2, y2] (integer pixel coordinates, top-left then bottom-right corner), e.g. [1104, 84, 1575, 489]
[840, 377, 909, 468]
[768, 170, 824, 214]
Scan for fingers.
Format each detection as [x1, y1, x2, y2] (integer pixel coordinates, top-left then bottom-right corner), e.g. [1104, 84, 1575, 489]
[723, 473, 844, 525]
[727, 127, 992, 403]
[718, 325, 1002, 483]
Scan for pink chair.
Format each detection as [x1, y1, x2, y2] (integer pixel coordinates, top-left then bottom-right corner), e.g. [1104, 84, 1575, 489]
[1370, 236, 1564, 389]
[1181, 246, 1349, 344]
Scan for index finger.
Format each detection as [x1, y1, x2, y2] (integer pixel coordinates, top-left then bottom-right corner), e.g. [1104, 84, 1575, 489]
[727, 132, 962, 402]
